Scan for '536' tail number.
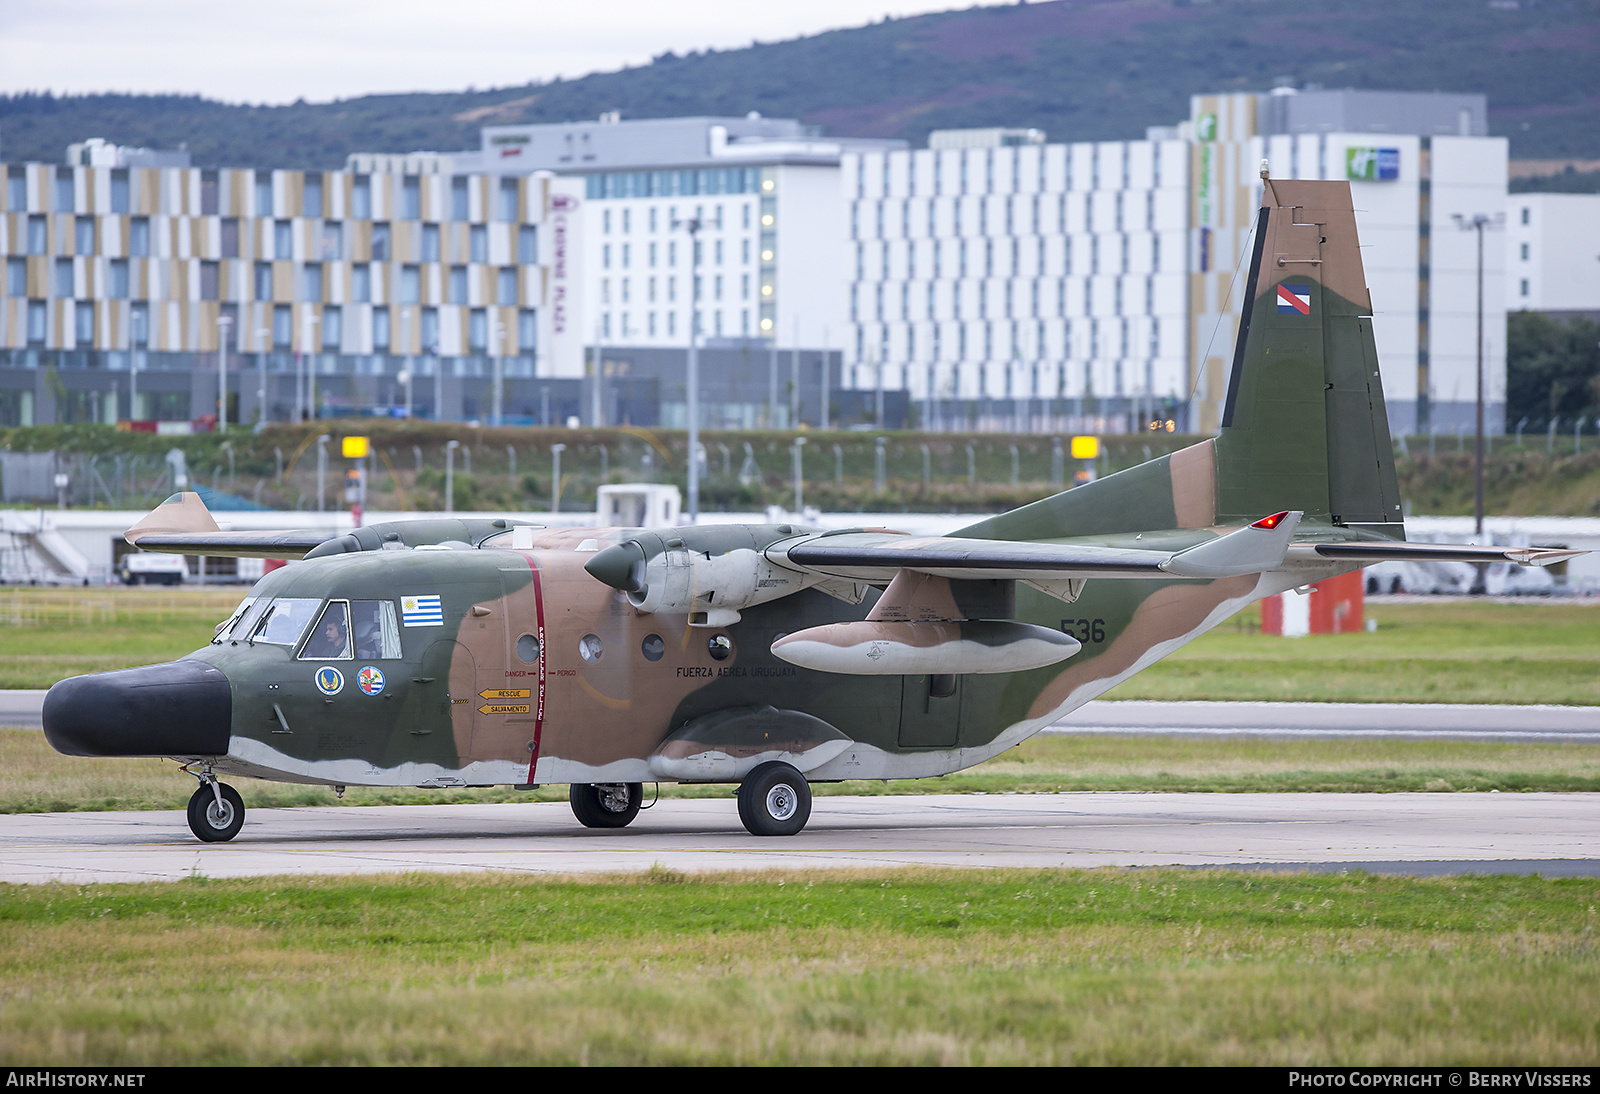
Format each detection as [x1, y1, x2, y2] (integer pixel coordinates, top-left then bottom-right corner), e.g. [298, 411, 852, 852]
[1061, 618, 1107, 643]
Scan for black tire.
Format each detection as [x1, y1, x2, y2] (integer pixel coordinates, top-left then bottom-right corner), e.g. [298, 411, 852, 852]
[569, 782, 643, 828]
[186, 783, 244, 842]
[736, 762, 812, 837]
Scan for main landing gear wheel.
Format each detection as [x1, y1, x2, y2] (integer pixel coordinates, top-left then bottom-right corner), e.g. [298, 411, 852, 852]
[570, 782, 643, 828]
[737, 762, 812, 837]
[186, 782, 244, 842]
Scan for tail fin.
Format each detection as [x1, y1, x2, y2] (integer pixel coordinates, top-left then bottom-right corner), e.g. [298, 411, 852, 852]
[962, 176, 1403, 544]
[1214, 177, 1403, 535]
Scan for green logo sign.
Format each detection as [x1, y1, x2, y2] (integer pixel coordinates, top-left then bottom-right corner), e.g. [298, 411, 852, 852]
[1346, 147, 1400, 181]
[1196, 112, 1218, 142]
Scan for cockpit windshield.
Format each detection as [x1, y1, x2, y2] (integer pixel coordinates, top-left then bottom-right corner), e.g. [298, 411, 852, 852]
[250, 598, 322, 647]
[211, 597, 256, 644]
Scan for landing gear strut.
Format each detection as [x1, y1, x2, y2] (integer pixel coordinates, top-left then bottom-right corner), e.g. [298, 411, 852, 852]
[570, 782, 643, 828]
[737, 761, 812, 837]
[186, 777, 245, 842]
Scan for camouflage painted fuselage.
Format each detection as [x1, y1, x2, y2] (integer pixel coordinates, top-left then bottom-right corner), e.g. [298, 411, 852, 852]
[187, 445, 1348, 792]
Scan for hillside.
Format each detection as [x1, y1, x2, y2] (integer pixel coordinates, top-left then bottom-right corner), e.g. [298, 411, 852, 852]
[2, 0, 1597, 170]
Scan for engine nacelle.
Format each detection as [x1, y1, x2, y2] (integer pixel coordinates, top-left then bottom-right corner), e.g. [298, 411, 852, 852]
[584, 526, 815, 627]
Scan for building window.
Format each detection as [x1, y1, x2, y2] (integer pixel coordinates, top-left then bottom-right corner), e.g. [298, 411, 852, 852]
[372, 307, 390, 350]
[221, 218, 240, 259]
[518, 309, 537, 354]
[6, 257, 24, 296]
[352, 264, 371, 303]
[7, 168, 26, 211]
[371, 222, 390, 261]
[1521, 207, 1530, 226]
[254, 262, 272, 301]
[421, 224, 440, 262]
[602, 244, 611, 270]
[200, 261, 219, 301]
[274, 220, 292, 260]
[255, 171, 274, 216]
[499, 179, 519, 222]
[320, 222, 343, 260]
[470, 224, 487, 263]
[73, 216, 94, 255]
[27, 301, 47, 345]
[518, 225, 537, 264]
[322, 306, 341, 349]
[303, 174, 323, 219]
[75, 302, 94, 344]
[352, 175, 371, 219]
[110, 170, 130, 215]
[273, 305, 291, 347]
[1520, 242, 1530, 261]
[124, 217, 146, 257]
[55, 170, 74, 212]
[200, 169, 219, 216]
[469, 309, 488, 351]
[402, 176, 421, 220]
[54, 258, 73, 297]
[451, 176, 469, 221]
[449, 266, 468, 305]
[498, 267, 517, 306]
[1520, 279, 1530, 297]
[420, 307, 438, 351]
[303, 263, 322, 302]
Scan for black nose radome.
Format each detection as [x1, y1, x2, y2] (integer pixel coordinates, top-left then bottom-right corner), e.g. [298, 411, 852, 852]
[43, 660, 233, 758]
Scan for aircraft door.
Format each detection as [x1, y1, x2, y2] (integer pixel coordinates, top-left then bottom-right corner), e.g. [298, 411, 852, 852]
[898, 674, 962, 748]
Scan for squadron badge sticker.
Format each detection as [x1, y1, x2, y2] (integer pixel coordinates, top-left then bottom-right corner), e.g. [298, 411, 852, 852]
[358, 666, 385, 696]
[315, 666, 344, 696]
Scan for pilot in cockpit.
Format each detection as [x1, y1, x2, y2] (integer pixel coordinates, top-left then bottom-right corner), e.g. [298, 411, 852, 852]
[302, 604, 350, 660]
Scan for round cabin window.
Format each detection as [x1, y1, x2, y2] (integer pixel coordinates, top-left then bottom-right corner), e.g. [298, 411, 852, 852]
[579, 634, 604, 662]
[707, 634, 733, 661]
[640, 634, 665, 662]
[516, 634, 540, 664]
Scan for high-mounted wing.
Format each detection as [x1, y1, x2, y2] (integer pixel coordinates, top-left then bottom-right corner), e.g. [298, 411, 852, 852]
[124, 492, 333, 559]
[771, 511, 1303, 582]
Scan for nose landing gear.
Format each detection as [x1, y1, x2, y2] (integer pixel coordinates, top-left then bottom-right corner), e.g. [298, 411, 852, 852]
[185, 772, 245, 842]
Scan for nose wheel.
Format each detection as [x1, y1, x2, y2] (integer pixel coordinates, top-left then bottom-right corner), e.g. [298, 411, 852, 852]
[737, 762, 812, 836]
[186, 781, 245, 842]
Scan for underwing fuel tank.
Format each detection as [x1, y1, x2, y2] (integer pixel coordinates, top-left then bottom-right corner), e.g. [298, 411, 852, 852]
[770, 620, 1080, 675]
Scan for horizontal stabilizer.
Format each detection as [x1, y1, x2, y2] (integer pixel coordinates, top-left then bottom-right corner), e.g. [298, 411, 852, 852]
[1286, 542, 1584, 567]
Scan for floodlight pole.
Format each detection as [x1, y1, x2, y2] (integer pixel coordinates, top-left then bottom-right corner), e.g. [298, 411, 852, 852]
[675, 212, 703, 523]
[1453, 212, 1498, 539]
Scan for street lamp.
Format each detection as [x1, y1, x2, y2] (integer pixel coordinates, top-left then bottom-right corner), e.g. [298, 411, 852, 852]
[673, 211, 703, 523]
[1452, 211, 1502, 538]
[315, 433, 330, 513]
[127, 307, 146, 423]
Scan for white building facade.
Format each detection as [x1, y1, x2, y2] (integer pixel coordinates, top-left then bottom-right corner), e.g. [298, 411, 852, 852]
[1507, 193, 1600, 320]
[845, 89, 1510, 435]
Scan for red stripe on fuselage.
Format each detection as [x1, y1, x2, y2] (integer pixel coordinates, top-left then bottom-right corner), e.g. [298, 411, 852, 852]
[515, 552, 546, 783]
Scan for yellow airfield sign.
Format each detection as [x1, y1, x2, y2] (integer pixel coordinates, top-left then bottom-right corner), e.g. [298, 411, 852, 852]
[479, 704, 531, 715]
[479, 689, 530, 699]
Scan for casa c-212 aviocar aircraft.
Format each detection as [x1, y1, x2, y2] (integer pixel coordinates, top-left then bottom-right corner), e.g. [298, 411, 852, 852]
[43, 175, 1581, 843]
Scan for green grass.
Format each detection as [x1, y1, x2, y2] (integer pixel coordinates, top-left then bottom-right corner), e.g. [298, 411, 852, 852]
[1104, 599, 1600, 706]
[0, 869, 1596, 1064]
[7, 729, 1600, 815]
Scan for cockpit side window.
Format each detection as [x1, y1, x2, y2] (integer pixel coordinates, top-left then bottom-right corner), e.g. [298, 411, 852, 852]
[300, 600, 352, 661]
[351, 600, 403, 659]
[250, 597, 323, 647]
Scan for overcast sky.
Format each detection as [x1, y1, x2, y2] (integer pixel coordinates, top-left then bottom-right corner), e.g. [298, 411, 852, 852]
[0, 0, 1006, 105]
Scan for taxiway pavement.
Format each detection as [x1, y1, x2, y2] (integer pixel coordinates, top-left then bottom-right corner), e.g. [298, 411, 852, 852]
[2, 792, 1596, 885]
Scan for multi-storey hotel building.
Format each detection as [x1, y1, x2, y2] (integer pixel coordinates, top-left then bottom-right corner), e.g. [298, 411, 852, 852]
[0, 150, 569, 427]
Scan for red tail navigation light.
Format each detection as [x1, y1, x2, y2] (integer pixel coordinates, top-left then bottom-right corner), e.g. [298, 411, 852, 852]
[1251, 511, 1290, 530]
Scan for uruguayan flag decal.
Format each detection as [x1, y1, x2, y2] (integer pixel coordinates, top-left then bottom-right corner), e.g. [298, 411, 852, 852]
[401, 595, 444, 627]
[1277, 282, 1312, 315]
